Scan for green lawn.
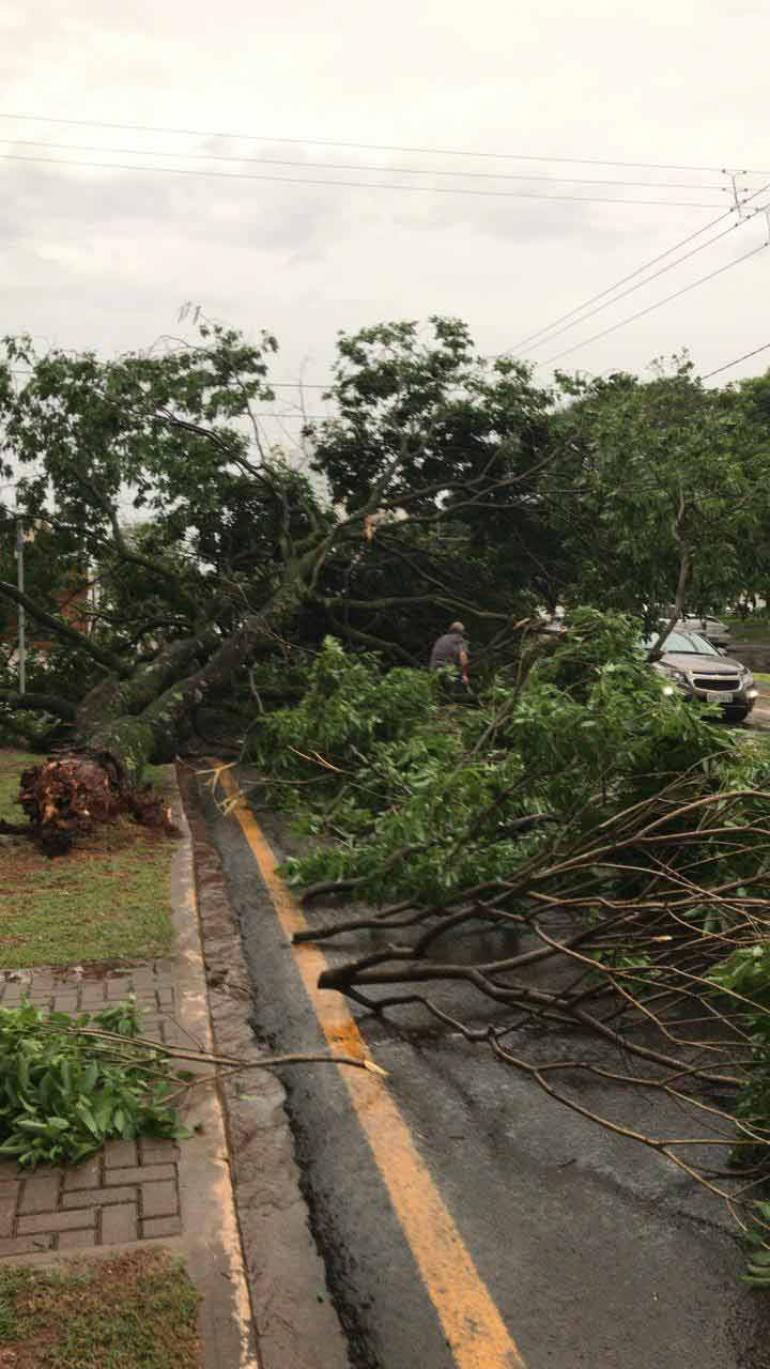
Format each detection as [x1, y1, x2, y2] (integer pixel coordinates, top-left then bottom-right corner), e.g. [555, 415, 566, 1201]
[0, 1249, 200, 1368]
[0, 751, 175, 970]
[0, 748, 39, 818]
[726, 616, 770, 644]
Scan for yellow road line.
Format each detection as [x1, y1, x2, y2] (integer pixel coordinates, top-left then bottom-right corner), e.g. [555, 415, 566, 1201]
[217, 767, 526, 1369]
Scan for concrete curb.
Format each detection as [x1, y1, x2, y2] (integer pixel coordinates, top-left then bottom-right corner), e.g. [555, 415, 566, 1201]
[177, 762, 350, 1369]
[170, 783, 260, 1369]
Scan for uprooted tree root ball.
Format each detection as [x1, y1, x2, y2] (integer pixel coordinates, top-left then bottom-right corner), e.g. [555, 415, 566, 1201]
[13, 752, 177, 856]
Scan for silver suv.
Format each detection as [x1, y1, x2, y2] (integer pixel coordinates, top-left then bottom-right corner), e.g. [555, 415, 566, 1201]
[675, 615, 731, 649]
[648, 628, 757, 721]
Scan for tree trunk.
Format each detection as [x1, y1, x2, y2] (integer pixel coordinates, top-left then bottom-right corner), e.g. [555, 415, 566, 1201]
[647, 488, 691, 662]
[16, 545, 327, 852]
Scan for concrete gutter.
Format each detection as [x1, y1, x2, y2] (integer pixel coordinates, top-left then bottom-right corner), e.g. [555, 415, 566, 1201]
[177, 762, 350, 1369]
[170, 784, 260, 1369]
[2, 758, 350, 1367]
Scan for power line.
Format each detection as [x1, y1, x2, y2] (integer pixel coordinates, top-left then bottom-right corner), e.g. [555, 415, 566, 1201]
[510, 211, 731, 352]
[7, 363, 337, 400]
[1, 110, 767, 177]
[702, 341, 770, 380]
[540, 238, 769, 366]
[272, 382, 329, 390]
[0, 150, 724, 210]
[521, 203, 770, 354]
[1, 137, 731, 193]
[511, 178, 770, 354]
[6, 370, 332, 414]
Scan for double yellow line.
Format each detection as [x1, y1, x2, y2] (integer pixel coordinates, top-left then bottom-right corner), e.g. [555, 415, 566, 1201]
[218, 767, 525, 1369]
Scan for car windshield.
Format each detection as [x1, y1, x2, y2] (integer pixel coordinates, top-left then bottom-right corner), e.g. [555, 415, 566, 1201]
[642, 630, 720, 656]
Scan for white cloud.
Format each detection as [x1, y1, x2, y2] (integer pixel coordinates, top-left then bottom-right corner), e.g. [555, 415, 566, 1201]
[0, 0, 768, 390]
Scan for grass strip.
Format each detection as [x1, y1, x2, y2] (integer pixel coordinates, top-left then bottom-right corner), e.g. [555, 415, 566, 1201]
[0, 751, 175, 969]
[0, 1248, 200, 1368]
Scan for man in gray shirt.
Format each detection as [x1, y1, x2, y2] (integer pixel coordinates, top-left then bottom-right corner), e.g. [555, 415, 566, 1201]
[429, 621, 469, 685]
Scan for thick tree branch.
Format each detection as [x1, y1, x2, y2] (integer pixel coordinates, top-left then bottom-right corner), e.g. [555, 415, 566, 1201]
[648, 483, 692, 661]
[0, 580, 129, 675]
[320, 592, 509, 621]
[0, 689, 75, 720]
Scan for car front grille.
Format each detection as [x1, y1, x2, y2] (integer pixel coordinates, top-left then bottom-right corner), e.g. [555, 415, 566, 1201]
[692, 675, 741, 692]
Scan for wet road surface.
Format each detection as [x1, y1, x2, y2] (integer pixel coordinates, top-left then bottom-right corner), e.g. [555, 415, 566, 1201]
[202, 771, 770, 1369]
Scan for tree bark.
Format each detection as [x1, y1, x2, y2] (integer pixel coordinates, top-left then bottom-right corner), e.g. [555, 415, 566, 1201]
[0, 690, 75, 720]
[10, 524, 338, 852]
[647, 486, 691, 662]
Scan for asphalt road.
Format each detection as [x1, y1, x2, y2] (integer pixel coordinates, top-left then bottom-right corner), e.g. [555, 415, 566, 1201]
[203, 776, 770, 1369]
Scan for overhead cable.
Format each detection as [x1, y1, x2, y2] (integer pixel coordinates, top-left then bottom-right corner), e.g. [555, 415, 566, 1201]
[521, 199, 770, 354]
[702, 341, 770, 379]
[8, 364, 331, 390]
[0, 110, 767, 176]
[540, 238, 769, 366]
[510, 212, 732, 352]
[1, 137, 730, 193]
[0, 151, 724, 209]
[512, 178, 770, 353]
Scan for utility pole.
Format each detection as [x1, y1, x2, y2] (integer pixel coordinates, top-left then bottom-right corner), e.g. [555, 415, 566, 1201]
[15, 516, 26, 695]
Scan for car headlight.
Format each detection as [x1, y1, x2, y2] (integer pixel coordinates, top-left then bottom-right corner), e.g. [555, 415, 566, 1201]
[657, 666, 688, 697]
[734, 665, 758, 699]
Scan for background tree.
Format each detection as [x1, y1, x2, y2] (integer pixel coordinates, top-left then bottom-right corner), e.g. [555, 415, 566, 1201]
[307, 317, 561, 661]
[548, 360, 770, 634]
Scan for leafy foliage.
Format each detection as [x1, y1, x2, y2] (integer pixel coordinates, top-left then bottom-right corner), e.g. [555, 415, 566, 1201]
[250, 615, 730, 905]
[3, 322, 770, 714]
[0, 998, 186, 1167]
[250, 635, 438, 781]
[252, 620, 770, 1284]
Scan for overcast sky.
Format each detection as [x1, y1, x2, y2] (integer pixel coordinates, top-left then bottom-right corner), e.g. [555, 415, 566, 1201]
[1, 0, 769, 441]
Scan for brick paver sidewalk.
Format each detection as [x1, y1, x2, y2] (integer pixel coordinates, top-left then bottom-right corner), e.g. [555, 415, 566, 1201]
[0, 787, 258, 1367]
[0, 964, 184, 1256]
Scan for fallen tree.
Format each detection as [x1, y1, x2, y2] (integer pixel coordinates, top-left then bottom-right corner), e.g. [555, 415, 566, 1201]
[4, 316, 770, 1271]
[0, 319, 570, 846]
[242, 620, 770, 1278]
[2, 320, 770, 855]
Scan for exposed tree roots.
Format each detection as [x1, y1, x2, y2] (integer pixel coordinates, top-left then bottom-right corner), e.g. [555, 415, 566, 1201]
[17, 753, 176, 857]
